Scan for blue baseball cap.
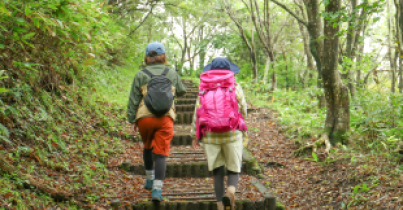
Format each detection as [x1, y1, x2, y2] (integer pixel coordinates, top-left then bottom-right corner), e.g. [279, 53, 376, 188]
[203, 57, 240, 74]
[146, 42, 165, 56]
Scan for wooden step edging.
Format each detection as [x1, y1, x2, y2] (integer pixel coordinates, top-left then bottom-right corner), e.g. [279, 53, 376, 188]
[120, 158, 261, 178]
[175, 112, 194, 124]
[171, 135, 192, 146]
[175, 99, 196, 105]
[111, 179, 282, 210]
[176, 105, 195, 112]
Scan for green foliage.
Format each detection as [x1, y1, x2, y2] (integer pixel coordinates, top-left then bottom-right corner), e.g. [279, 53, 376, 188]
[0, 0, 132, 92]
[350, 90, 403, 152]
[346, 182, 378, 208]
[244, 84, 402, 156]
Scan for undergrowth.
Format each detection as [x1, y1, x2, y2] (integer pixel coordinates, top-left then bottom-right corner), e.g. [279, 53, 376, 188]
[0, 61, 137, 209]
[239, 83, 402, 154]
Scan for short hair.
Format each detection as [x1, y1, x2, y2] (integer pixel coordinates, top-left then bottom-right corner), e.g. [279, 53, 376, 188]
[144, 51, 167, 65]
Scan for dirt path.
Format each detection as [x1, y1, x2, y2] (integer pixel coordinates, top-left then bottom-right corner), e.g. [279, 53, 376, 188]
[246, 108, 403, 209]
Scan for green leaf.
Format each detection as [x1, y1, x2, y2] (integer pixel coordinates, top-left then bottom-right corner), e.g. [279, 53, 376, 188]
[0, 124, 9, 137]
[0, 88, 8, 93]
[0, 136, 13, 145]
[333, 22, 338, 28]
[25, 7, 32, 16]
[15, 17, 26, 24]
[0, 44, 4, 49]
[22, 32, 35, 40]
[373, 17, 381, 23]
[353, 185, 360, 194]
[22, 39, 35, 49]
[312, 152, 318, 162]
[0, 3, 11, 16]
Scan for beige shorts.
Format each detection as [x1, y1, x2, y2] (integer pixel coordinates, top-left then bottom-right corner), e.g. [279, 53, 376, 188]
[202, 138, 243, 173]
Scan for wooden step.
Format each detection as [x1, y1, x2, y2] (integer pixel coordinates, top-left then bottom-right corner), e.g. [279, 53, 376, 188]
[176, 105, 195, 112]
[187, 87, 198, 91]
[111, 179, 277, 210]
[175, 99, 196, 105]
[171, 134, 192, 146]
[185, 91, 199, 95]
[179, 95, 198, 99]
[130, 200, 269, 210]
[175, 112, 194, 124]
[122, 160, 253, 177]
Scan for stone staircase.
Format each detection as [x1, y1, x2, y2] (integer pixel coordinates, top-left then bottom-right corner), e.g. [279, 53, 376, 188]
[118, 80, 279, 210]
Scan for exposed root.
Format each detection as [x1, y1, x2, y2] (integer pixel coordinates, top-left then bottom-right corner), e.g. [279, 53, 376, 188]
[294, 133, 331, 157]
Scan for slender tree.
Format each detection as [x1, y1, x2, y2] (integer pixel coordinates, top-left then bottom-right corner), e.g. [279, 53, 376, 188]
[294, 0, 315, 87]
[271, 0, 350, 146]
[389, 0, 397, 93]
[222, 0, 258, 80]
[396, 0, 403, 93]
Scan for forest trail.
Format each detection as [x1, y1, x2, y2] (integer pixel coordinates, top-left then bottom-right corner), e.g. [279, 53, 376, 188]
[104, 80, 278, 210]
[65, 80, 401, 210]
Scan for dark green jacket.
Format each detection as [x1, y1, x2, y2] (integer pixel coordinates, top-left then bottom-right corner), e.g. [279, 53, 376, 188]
[127, 64, 187, 123]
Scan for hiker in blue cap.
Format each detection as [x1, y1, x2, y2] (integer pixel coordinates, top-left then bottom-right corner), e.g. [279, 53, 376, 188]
[191, 57, 248, 210]
[127, 42, 187, 201]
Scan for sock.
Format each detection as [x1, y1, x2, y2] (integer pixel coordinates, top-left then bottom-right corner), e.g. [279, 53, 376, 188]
[217, 202, 224, 210]
[153, 179, 163, 190]
[145, 170, 154, 180]
[227, 186, 236, 194]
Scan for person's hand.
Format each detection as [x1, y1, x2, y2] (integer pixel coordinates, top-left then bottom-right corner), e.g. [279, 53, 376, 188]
[131, 123, 138, 135]
[192, 139, 200, 150]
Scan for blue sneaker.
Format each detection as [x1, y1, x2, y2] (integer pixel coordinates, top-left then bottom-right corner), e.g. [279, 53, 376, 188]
[144, 179, 153, 190]
[152, 189, 163, 201]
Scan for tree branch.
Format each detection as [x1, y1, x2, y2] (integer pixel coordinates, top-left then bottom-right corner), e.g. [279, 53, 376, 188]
[172, 35, 183, 51]
[270, 0, 308, 27]
[128, 5, 155, 36]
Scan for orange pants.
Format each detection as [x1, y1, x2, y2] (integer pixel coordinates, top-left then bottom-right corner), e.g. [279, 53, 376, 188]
[137, 116, 174, 156]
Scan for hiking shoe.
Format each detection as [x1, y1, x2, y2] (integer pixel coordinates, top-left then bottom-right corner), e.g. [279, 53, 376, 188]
[144, 179, 153, 190]
[152, 189, 163, 201]
[222, 192, 235, 210]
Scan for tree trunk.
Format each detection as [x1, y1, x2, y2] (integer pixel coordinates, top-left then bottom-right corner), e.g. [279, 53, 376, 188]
[356, 43, 364, 87]
[250, 21, 258, 82]
[399, 56, 403, 93]
[178, 17, 188, 74]
[342, 0, 357, 97]
[320, 0, 350, 145]
[303, 0, 323, 88]
[223, 0, 257, 81]
[303, 0, 326, 108]
[298, 18, 315, 87]
[263, 56, 271, 84]
[199, 27, 206, 71]
[271, 69, 277, 91]
[251, 51, 258, 82]
[389, 0, 396, 93]
[398, 0, 403, 93]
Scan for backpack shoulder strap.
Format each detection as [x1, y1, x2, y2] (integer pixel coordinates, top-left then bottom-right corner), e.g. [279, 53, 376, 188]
[142, 69, 154, 78]
[161, 67, 170, 76]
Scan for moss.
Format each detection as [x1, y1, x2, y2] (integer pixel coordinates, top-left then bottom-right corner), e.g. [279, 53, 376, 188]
[276, 201, 285, 210]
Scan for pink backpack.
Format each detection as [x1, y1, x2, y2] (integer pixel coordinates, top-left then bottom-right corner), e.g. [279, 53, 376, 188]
[196, 70, 247, 140]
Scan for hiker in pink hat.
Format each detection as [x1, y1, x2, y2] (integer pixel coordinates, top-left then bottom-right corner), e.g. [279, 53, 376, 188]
[191, 57, 248, 210]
